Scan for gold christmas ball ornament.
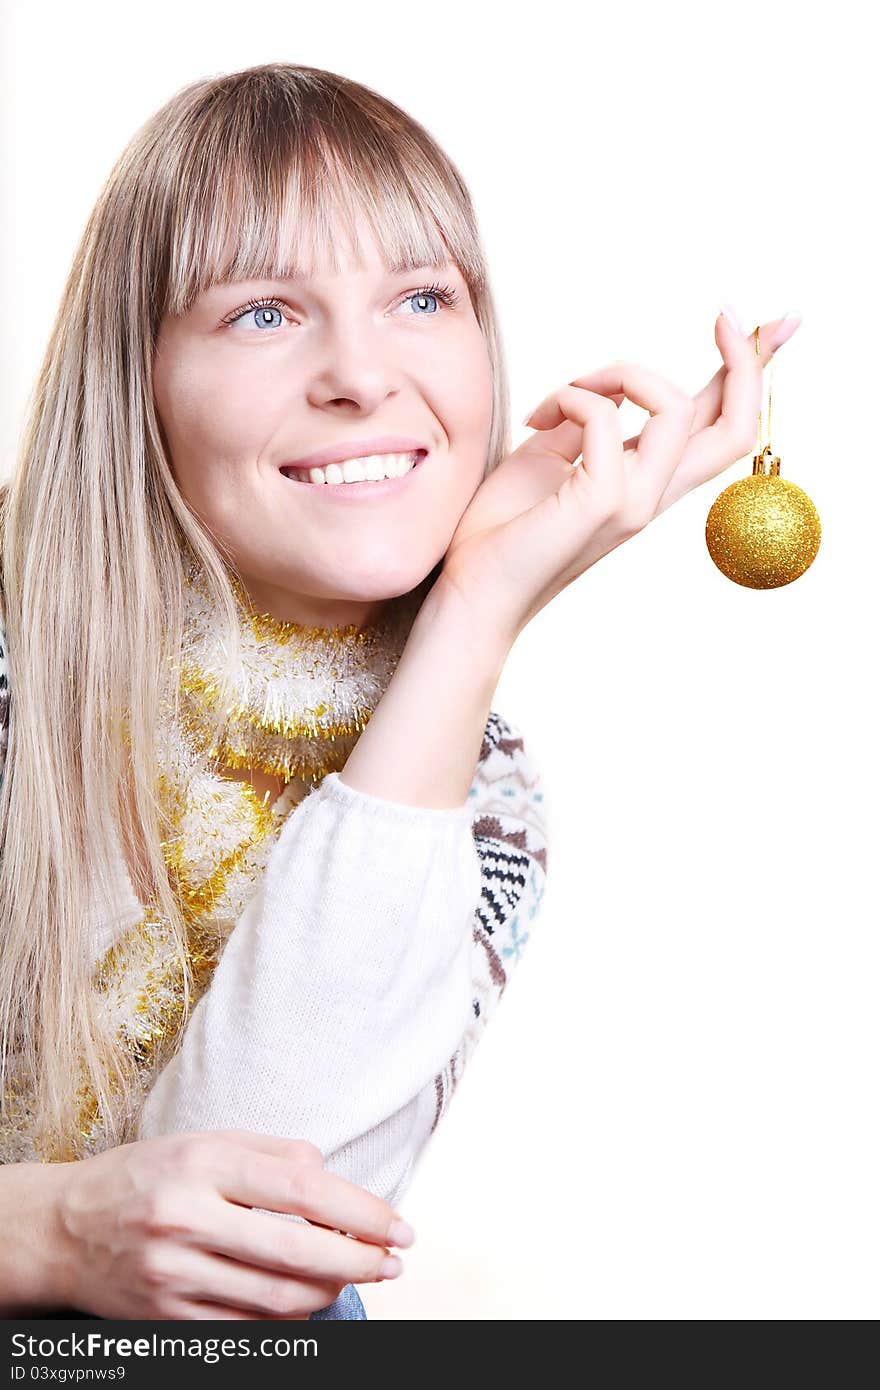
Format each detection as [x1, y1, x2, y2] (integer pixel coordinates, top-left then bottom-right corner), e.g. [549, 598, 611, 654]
[705, 322, 821, 589]
[705, 445, 822, 589]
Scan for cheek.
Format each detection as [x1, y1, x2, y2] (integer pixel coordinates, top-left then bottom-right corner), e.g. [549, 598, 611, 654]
[155, 361, 260, 478]
[435, 333, 493, 450]
[426, 375, 494, 525]
[458, 343, 494, 469]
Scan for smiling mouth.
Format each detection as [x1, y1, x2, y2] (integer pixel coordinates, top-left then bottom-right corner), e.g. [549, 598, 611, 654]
[280, 449, 427, 486]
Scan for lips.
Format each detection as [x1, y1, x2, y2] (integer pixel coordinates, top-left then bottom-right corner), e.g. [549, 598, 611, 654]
[280, 435, 431, 472]
[280, 450, 426, 483]
[279, 450, 430, 501]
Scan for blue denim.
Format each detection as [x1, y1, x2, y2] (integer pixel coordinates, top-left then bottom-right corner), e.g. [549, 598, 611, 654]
[309, 1283, 367, 1320]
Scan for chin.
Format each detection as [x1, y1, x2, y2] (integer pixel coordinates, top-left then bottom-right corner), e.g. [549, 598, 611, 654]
[314, 571, 436, 604]
[257, 556, 442, 607]
[330, 550, 446, 598]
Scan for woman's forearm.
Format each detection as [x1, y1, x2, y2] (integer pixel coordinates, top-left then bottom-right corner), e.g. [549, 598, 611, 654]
[339, 577, 513, 809]
[0, 1161, 70, 1314]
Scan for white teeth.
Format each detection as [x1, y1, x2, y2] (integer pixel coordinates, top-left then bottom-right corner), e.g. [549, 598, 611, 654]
[290, 451, 421, 485]
[341, 458, 367, 483]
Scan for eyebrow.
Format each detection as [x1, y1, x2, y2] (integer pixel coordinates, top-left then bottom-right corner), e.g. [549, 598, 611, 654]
[211, 257, 454, 289]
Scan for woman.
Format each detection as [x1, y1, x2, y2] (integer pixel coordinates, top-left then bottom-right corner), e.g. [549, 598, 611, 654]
[0, 61, 798, 1320]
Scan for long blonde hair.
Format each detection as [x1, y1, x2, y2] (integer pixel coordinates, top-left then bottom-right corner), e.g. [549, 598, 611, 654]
[0, 61, 511, 1161]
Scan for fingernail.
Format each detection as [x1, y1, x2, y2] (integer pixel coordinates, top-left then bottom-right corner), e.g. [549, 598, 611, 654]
[772, 311, 802, 350]
[380, 1254, 403, 1278]
[388, 1218, 416, 1248]
[720, 302, 747, 336]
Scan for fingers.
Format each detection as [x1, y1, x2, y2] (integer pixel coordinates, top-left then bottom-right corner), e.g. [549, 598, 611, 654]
[718, 309, 802, 361]
[564, 363, 693, 419]
[694, 311, 802, 431]
[653, 312, 802, 509]
[566, 363, 695, 452]
[524, 383, 624, 493]
[766, 312, 802, 351]
[187, 1189, 403, 1284]
[173, 1302, 259, 1320]
[620, 311, 801, 449]
[203, 1131, 412, 1250]
[174, 1291, 332, 1321]
[162, 1243, 361, 1318]
[538, 363, 695, 506]
[514, 308, 802, 522]
[683, 312, 774, 481]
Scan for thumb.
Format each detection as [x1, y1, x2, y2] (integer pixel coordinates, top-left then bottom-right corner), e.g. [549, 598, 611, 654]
[717, 305, 753, 360]
[717, 306, 803, 365]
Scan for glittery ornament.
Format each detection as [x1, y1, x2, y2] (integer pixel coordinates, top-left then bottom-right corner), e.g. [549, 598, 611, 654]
[705, 327, 821, 590]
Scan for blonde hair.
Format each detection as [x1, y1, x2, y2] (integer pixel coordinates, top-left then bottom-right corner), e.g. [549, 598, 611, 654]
[0, 61, 511, 1161]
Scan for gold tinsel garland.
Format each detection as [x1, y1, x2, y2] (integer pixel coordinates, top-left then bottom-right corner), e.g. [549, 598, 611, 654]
[0, 559, 429, 1163]
[177, 562, 425, 785]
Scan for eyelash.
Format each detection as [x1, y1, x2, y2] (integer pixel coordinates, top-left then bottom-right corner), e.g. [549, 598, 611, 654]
[220, 281, 460, 327]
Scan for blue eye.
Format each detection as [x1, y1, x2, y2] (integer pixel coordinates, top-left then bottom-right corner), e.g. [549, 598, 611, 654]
[221, 280, 460, 332]
[405, 292, 439, 314]
[222, 298, 287, 330]
[397, 283, 460, 315]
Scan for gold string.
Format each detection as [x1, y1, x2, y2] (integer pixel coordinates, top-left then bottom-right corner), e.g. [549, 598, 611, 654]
[755, 324, 774, 453]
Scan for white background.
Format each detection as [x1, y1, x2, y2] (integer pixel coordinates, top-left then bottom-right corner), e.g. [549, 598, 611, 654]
[2, 0, 876, 1319]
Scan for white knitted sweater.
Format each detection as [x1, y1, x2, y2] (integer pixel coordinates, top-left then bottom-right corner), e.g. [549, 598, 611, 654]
[0, 613, 549, 1210]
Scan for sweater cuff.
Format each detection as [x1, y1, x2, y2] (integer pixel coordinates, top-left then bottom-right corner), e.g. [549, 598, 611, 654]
[315, 769, 474, 824]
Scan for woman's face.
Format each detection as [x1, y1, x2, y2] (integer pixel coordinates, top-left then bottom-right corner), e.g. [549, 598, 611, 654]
[152, 209, 493, 628]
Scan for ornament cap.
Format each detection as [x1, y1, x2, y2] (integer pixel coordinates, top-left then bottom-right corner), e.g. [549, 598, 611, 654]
[752, 444, 782, 478]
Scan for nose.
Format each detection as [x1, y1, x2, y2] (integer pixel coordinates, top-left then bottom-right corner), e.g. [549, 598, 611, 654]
[304, 321, 402, 415]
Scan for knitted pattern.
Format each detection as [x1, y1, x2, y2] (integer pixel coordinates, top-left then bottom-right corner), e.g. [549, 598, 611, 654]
[433, 710, 548, 1133]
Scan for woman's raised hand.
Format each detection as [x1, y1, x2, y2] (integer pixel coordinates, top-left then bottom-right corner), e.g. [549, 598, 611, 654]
[49, 1129, 412, 1320]
[437, 311, 802, 641]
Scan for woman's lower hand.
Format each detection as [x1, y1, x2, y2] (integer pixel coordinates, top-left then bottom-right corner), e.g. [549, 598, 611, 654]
[437, 311, 802, 642]
[50, 1129, 413, 1320]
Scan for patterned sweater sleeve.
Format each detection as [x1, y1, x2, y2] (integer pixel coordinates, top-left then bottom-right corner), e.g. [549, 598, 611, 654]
[429, 710, 549, 1134]
[134, 709, 548, 1210]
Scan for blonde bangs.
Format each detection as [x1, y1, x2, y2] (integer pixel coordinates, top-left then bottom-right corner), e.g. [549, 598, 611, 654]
[161, 73, 486, 320]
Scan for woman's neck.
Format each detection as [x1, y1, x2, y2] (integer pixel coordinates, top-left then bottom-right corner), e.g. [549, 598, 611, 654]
[236, 573, 391, 633]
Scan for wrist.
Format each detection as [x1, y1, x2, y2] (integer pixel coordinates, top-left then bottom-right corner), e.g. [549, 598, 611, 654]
[41, 1162, 78, 1309]
[338, 575, 512, 809]
[0, 1161, 74, 1313]
[417, 571, 517, 670]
